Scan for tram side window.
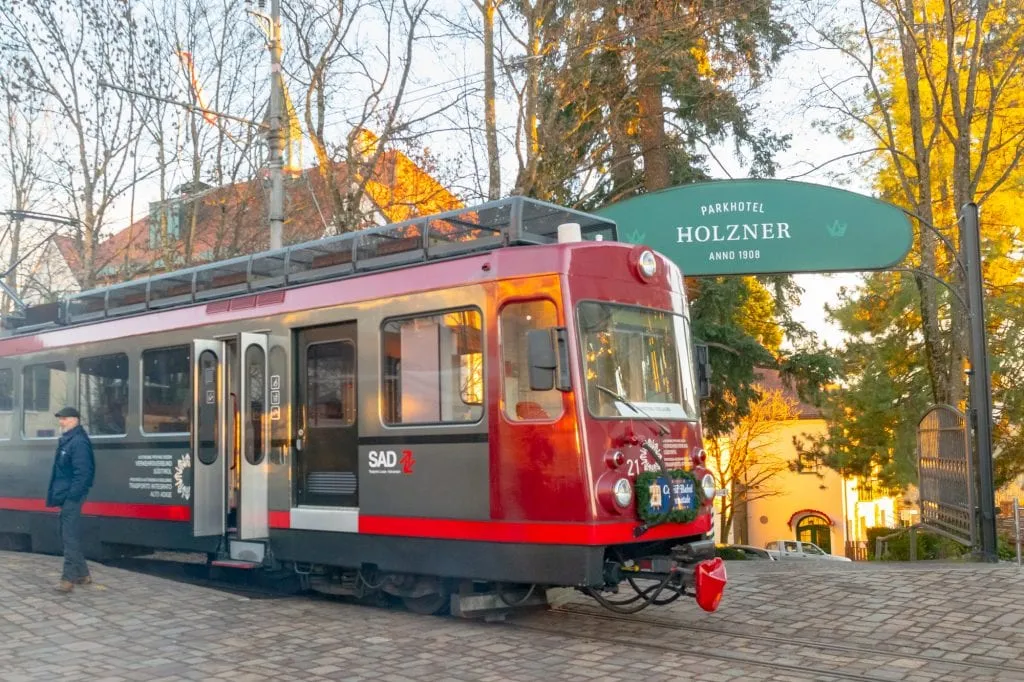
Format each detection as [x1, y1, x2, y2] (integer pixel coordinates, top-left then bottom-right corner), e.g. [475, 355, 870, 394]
[0, 369, 12, 439]
[23, 362, 67, 438]
[500, 300, 563, 421]
[142, 347, 190, 434]
[79, 353, 129, 436]
[381, 309, 483, 425]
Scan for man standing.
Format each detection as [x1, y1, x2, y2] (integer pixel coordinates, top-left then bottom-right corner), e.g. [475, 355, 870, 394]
[46, 407, 95, 593]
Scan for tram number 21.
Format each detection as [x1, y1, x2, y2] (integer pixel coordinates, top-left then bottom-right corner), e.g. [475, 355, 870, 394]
[625, 459, 654, 478]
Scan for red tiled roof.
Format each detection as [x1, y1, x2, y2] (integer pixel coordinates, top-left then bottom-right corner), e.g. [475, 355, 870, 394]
[754, 367, 823, 419]
[56, 148, 463, 287]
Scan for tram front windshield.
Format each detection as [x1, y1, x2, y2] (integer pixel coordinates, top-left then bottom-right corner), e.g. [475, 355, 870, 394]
[578, 302, 698, 420]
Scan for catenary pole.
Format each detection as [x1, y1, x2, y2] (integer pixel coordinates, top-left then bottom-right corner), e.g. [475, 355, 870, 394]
[267, 0, 285, 250]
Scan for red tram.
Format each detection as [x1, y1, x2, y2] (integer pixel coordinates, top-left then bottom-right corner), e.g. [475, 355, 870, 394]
[0, 197, 725, 616]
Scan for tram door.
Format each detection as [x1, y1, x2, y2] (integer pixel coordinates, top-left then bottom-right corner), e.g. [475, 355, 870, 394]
[191, 335, 269, 539]
[295, 323, 359, 507]
[192, 340, 226, 537]
[236, 333, 270, 539]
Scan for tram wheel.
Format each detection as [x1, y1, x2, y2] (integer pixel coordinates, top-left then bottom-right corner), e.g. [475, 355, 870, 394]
[402, 590, 450, 615]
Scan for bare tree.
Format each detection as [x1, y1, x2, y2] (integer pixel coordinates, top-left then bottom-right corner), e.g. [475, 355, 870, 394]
[283, 0, 459, 233]
[802, 0, 1024, 407]
[0, 0, 161, 289]
[706, 389, 802, 544]
[0, 76, 44, 312]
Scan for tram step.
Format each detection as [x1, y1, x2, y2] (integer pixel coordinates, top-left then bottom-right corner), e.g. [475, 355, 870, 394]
[210, 559, 261, 570]
[229, 539, 266, 563]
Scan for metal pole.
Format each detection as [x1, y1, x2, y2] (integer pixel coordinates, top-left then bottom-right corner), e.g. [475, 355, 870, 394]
[267, 0, 285, 250]
[962, 202, 998, 562]
[1014, 498, 1021, 568]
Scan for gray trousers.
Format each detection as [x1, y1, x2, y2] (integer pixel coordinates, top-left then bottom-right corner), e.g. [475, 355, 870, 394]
[59, 499, 89, 581]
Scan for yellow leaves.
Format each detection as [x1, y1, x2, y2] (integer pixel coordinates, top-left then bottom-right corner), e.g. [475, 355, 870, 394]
[736, 277, 783, 354]
[690, 41, 714, 79]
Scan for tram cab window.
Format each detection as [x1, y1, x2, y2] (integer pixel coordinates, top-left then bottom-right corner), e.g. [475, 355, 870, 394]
[23, 362, 67, 438]
[142, 347, 190, 434]
[381, 308, 483, 425]
[578, 302, 697, 420]
[0, 369, 12, 439]
[500, 300, 563, 421]
[79, 353, 129, 436]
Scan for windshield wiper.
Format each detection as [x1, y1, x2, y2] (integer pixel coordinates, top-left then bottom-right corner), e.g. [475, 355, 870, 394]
[595, 385, 669, 435]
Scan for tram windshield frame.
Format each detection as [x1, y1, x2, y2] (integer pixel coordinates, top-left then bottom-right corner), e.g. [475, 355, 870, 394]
[577, 301, 698, 421]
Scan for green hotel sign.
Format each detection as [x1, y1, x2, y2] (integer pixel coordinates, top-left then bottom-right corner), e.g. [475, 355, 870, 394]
[594, 180, 913, 276]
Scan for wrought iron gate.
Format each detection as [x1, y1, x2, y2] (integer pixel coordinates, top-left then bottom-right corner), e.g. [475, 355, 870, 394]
[917, 405, 975, 546]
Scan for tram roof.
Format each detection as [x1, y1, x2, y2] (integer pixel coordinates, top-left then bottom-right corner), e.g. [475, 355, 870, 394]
[3, 196, 616, 336]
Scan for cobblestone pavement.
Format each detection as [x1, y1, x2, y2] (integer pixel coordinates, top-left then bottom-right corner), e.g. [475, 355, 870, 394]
[1, 551, 1023, 681]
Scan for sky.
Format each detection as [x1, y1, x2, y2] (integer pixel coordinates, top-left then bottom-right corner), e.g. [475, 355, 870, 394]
[30, 0, 875, 348]
[703, 11, 875, 349]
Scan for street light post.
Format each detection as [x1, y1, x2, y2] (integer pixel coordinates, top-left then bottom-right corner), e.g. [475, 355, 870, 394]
[898, 205, 999, 562]
[962, 203, 998, 562]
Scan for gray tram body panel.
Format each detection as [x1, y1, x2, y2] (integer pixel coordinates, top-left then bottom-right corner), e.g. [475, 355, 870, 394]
[0, 279, 492, 529]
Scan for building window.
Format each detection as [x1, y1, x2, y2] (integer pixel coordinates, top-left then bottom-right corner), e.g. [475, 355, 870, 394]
[0, 369, 12, 439]
[500, 300, 563, 421]
[23, 361, 66, 438]
[381, 309, 483, 425]
[79, 353, 129, 436]
[149, 202, 182, 249]
[142, 346, 190, 434]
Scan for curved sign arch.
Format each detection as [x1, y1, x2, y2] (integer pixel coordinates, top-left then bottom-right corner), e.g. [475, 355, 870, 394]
[595, 179, 913, 276]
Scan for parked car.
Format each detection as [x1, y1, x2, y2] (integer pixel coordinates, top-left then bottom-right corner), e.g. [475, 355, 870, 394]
[722, 544, 775, 560]
[763, 540, 852, 561]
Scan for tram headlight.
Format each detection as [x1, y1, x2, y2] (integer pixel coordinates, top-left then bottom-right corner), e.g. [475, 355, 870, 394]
[700, 473, 716, 500]
[613, 478, 633, 508]
[637, 250, 658, 278]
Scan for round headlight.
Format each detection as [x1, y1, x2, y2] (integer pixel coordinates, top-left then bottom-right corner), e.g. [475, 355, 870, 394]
[701, 473, 716, 500]
[634, 248, 659, 278]
[637, 250, 657, 278]
[613, 478, 633, 508]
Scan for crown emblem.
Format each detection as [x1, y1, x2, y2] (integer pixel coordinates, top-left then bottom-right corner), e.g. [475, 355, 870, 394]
[626, 229, 646, 244]
[826, 220, 848, 238]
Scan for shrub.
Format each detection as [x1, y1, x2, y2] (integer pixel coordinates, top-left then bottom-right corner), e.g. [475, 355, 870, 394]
[866, 526, 971, 561]
[997, 536, 1019, 561]
[715, 546, 748, 560]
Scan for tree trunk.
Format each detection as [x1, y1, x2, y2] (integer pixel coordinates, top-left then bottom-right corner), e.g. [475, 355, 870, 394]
[635, 79, 670, 191]
[896, 0, 946, 405]
[482, 0, 501, 200]
[513, 0, 543, 195]
[630, 0, 671, 192]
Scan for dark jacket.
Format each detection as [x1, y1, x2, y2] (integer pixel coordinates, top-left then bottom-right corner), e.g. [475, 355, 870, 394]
[46, 425, 95, 507]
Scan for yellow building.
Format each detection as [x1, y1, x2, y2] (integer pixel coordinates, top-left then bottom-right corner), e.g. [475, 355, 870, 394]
[710, 369, 899, 559]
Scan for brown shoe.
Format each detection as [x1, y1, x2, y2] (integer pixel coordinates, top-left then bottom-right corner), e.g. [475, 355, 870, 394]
[74, 576, 92, 585]
[55, 580, 74, 593]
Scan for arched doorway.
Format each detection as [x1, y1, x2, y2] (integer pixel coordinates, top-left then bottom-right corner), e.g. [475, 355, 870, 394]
[796, 515, 832, 553]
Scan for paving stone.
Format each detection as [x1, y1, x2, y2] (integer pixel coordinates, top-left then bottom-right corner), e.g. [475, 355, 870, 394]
[4, 551, 1024, 680]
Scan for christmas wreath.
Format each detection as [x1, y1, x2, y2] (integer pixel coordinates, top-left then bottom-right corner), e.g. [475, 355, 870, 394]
[634, 469, 706, 524]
